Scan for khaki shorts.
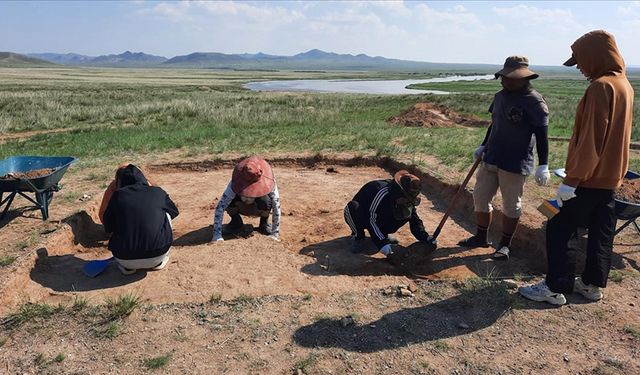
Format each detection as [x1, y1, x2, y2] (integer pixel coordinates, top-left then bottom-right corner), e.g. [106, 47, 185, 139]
[473, 163, 527, 218]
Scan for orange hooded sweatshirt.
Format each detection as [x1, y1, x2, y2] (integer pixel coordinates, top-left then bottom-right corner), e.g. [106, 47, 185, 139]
[563, 30, 634, 190]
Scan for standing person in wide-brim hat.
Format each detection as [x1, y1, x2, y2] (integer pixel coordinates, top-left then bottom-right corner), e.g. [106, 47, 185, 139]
[343, 170, 434, 265]
[211, 156, 281, 242]
[458, 55, 550, 260]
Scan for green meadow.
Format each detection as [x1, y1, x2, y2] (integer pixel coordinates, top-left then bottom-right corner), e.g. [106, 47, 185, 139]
[1, 68, 638, 173]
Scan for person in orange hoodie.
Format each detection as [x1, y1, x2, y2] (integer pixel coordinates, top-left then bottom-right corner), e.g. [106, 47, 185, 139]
[520, 30, 634, 305]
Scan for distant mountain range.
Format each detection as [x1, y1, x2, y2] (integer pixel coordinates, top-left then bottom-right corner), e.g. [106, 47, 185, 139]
[5, 49, 638, 73]
[22, 49, 499, 71]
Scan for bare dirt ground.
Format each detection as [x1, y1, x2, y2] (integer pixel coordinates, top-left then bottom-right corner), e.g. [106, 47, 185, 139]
[388, 103, 489, 128]
[0, 155, 638, 374]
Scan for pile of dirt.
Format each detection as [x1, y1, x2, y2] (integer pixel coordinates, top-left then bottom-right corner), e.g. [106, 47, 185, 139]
[388, 102, 489, 128]
[0, 168, 55, 180]
[615, 178, 640, 204]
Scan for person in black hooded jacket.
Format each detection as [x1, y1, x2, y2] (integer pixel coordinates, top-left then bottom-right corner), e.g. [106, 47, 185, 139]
[343, 170, 434, 264]
[102, 164, 179, 275]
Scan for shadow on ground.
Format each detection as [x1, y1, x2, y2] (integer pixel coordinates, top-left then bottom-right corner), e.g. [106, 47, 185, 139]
[174, 224, 255, 246]
[30, 248, 145, 292]
[299, 236, 537, 279]
[63, 211, 109, 248]
[293, 284, 522, 352]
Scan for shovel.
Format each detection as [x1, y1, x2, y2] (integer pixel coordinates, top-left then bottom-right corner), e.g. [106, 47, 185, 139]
[428, 156, 483, 248]
[83, 257, 114, 278]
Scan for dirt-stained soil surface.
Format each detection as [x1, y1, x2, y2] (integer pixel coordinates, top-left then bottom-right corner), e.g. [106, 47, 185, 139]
[0, 155, 638, 374]
[616, 178, 640, 204]
[388, 102, 489, 128]
[0, 168, 55, 180]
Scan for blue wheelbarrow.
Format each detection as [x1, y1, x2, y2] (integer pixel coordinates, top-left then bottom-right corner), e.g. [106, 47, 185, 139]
[0, 156, 76, 220]
[553, 169, 640, 235]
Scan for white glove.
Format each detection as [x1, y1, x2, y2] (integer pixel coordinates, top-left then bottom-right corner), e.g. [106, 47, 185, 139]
[555, 183, 577, 207]
[268, 234, 280, 242]
[212, 236, 224, 243]
[473, 145, 486, 161]
[535, 165, 550, 186]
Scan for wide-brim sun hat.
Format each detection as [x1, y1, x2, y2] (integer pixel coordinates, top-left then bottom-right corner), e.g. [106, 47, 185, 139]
[494, 55, 539, 80]
[231, 156, 275, 198]
[393, 170, 421, 205]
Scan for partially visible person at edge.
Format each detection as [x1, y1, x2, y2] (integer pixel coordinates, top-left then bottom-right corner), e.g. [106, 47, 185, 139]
[99, 164, 179, 275]
[211, 156, 281, 242]
[519, 30, 634, 305]
[458, 55, 550, 260]
[343, 170, 435, 265]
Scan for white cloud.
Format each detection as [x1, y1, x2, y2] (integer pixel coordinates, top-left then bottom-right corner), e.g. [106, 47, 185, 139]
[368, 1, 411, 17]
[618, 1, 640, 17]
[414, 4, 502, 37]
[492, 4, 582, 32]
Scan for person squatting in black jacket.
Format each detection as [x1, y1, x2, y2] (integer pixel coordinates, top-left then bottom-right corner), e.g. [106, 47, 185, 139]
[343, 170, 434, 264]
[102, 164, 179, 275]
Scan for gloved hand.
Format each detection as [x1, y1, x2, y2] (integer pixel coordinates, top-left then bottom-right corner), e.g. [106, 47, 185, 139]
[473, 145, 486, 162]
[425, 235, 437, 248]
[535, 165, 550, 186]
[555, 183, 577, 207]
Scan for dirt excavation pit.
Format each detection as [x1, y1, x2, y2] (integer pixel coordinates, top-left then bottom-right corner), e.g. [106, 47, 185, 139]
[1, 157, 548, 310]
[388, 102, 490, 128]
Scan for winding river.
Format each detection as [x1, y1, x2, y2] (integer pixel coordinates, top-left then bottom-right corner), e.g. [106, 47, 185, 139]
[244, 74, 494, 95]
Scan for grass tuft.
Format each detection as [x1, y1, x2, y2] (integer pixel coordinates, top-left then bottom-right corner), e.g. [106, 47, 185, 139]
[54, 353, 66, 363]
[72, 296, 88, 311]
[2, 302, 63, 329]
[104, 293, 141, 321]
[294, 352, 318, 371]
[0, 255, 17, 267]
[143, 354, 172, 370]
[623, 324, 640, 339]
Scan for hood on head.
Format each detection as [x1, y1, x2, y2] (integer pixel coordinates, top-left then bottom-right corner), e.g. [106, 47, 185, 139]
[116, 164, 148, 188]
[570, 30, 625, 80]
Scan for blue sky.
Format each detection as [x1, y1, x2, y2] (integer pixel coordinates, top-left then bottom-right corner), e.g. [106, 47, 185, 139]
[1, 1, 639, 66]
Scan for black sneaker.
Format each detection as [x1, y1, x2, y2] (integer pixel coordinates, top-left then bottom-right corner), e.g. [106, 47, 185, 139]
[387, 235, 400, 245]
[224, 214, 244, 235]
[257, 217, 272, 235]
[458, 235, 492, 248]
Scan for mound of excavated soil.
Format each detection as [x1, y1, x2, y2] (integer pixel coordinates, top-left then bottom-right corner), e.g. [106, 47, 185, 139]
[0, 168, 55, 180]
[616, 178, 640, 204]
[388, 102, 490, 128]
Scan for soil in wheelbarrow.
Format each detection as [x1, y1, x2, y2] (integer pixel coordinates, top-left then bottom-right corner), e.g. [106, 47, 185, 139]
[615, 178, 640, 204]
[0, 168, 55, 180]
[0, 157, 548, 311]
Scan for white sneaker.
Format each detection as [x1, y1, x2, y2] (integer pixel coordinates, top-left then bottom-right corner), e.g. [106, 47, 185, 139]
[518, 280, 567, 306]
[117, 263, 136, 275]
[573, 277, 603, 301]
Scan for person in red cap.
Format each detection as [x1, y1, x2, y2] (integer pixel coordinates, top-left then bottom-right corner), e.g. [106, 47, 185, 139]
[211, 156, 281, 242]
[459, 55, 550, 260]
[343, 170, 434, 264]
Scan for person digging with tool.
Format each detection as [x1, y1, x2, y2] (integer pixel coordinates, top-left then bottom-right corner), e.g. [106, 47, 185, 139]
[458, 55, 550, 260]
[101, 164, 179, 275]
[519, 30, 634, 306]
[211, 156, 281, 242]
[343, 170, 435, 265]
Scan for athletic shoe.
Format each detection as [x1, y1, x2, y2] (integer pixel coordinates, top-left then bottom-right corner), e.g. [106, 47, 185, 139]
[151, 256, 170, 271]
[518, 280, 567, 306]
[351, 237, 365, 253]
[492, 246, 510, 260]
[257, 216, 272, 235]
[458, 235, 492, 248]
[117, 263, 136, 276]
[573, 277, 603, 301]
[387, 235, 400, 245]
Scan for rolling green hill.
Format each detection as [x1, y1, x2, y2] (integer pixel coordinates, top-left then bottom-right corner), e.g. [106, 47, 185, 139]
[0, 52, 57, 68]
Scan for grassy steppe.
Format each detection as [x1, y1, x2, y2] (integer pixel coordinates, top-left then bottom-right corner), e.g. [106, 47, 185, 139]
[1, 68, 638, 173]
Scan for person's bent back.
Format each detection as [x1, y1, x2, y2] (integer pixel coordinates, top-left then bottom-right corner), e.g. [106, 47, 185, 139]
[103, 164, 179, 275]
